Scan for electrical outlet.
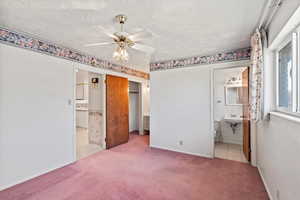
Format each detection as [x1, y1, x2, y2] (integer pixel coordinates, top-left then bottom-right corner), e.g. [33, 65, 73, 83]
[179, 140, 183, 146]
[276, 189, 280, 200]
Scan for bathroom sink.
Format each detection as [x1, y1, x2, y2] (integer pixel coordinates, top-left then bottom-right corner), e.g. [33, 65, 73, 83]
[223, 117, 242, 134]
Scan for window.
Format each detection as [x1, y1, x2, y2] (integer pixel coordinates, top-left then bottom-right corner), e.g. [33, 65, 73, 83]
[276, 28, 300, 114]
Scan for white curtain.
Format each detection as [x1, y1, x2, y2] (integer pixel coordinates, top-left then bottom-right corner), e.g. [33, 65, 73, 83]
[250, 29, 264, 122]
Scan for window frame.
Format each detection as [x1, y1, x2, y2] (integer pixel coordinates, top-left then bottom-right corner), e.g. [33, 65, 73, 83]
[275, 28, 300, 116]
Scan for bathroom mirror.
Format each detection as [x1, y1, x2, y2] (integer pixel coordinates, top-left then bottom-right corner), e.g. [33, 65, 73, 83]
[225, 86, 243, 105]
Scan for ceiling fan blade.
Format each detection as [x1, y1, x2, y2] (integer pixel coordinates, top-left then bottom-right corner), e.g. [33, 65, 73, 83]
[131, 43, 155, 54]
[97, 25, 119, 40]
[128, 31, 153, 42]
[85, 42, 115, 47]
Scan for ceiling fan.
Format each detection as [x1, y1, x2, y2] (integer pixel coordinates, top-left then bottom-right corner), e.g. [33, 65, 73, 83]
[85, 14, 155, 62]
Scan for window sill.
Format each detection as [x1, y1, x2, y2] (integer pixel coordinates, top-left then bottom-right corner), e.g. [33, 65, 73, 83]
[269, 111, 300, 124]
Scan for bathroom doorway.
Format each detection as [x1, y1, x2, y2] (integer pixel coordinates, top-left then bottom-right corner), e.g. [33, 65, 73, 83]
[212, 66, 250, 163]
[75, 69, 105, 160]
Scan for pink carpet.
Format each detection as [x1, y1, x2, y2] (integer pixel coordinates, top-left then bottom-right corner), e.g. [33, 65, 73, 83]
[0, 134, 268, 200]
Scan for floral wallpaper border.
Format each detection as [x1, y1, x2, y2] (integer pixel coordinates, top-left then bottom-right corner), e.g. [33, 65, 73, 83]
[150, 48, 251, 71]
[0, 27, 251, 76]
[0, 27, 149, 79]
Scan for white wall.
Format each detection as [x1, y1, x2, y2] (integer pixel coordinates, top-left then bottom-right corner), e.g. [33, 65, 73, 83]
[0, 42, 150, 190]
[150, 67, 213, 157]
[142, 82, 150, 116]
[0, 44, 75, 190]
[88, 72, 104, 113]
[256, 5, 300, 200]
[257, 115, 300, 200]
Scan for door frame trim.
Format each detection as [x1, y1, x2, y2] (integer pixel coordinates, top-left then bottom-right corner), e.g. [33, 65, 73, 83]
[210, 62, 255, 165]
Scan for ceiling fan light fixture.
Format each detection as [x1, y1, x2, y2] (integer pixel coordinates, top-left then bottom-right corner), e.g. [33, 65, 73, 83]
[85, 14, 155, 62]
[113, 46, 129, 62]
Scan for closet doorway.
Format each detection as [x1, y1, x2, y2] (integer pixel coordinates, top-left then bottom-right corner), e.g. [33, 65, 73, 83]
[129, 81, 141, 135]
[105, 75, 144, 149]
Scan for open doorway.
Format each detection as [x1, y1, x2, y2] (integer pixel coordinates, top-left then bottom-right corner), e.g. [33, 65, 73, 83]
[212, 66, 250, 163]
[129, 81, 140, 135]
[75, 69, 105, 160]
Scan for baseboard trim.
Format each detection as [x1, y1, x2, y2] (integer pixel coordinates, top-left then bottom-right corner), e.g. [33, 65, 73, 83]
[0, 160, 75, 191]
[150, 144, 213, 159]
[257, 166, 273, 200]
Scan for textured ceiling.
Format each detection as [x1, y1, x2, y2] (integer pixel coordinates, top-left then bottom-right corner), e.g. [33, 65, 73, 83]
[0, 0, 266, 72]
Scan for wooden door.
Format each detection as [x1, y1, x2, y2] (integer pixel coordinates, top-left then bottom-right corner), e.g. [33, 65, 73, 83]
[242, 68, 251, 162]
[106, 75, 129, 149]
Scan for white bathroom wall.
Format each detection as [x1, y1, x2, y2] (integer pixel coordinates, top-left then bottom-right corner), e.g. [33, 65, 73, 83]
[150, 66, 212, 157]
[76, 70, 89, 101]
[88, 72, 103, 113]
[76, 110, 88, 128]
[76, 70, 89, 128]
[0, 44, 75, 190]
